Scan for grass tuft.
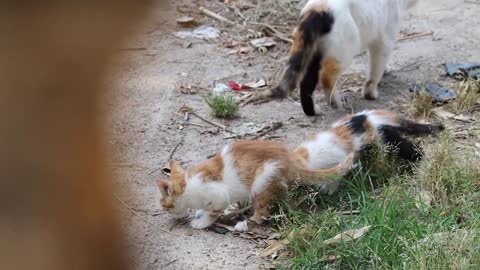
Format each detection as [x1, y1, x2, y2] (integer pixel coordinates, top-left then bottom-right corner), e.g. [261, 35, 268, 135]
[205, 94, 238, 119]
[411, 88, 434, 118]
[452, 79, 480, 113]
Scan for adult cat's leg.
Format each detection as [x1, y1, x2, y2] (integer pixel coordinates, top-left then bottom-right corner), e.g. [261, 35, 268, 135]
[363, 40, 394, 100]
[320, 57, 342, 109]
[190, 209, 223, 229]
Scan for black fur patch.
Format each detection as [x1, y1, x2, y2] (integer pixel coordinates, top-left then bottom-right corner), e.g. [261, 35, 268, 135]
[347, 114, 367, 134]
[300, 11, 334, 47]
[272, 52, 304, 98]
[300, 52, 322, 116]
[379, 125, 423, 161]
[288, 51, 303, 72]
[398, 120, 445, 136]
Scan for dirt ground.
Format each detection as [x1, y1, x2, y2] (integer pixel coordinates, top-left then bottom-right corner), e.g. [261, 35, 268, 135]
[107, 0, 480, 269]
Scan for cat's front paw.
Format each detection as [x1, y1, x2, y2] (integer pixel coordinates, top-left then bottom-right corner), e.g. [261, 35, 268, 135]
[190, 218, 214, 230]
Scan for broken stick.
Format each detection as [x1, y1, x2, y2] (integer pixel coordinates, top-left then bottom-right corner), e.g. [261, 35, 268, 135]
[250, 22, 293, 44]
[398, 31, 433, 41]
[252, 122, 283, 139]
[199, 6, 258, 36]
[177, 105, 235, 133]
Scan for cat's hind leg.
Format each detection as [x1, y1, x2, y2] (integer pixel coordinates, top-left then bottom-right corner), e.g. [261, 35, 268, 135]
[319, 57, 342, 109]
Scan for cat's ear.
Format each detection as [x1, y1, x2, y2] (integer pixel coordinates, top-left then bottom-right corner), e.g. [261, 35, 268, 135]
[169, 160, 184, 175]
[157, 179, 172, 196]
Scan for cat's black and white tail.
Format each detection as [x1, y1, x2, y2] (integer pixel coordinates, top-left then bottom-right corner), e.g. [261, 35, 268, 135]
[380, 118, 444, 161]
[342, 110, 444, 161]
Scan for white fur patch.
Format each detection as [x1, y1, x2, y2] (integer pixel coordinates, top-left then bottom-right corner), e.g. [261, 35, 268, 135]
[301, 132, 350, 170]
[190, 214, 214, 229]
[177, 173, 230, 212]
[360, 110, 393, 129]
[233, 220, 249, 232]
[222, 146, 250, 203]
[251, 161, 280, 196]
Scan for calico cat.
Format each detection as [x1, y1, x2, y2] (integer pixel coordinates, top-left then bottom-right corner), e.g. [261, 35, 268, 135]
[250, 0, 418, 115]
[295, 109, 444, 194]
[157, 140, 354, 230]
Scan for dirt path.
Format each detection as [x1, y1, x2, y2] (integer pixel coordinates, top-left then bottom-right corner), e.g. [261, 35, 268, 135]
[107, 0, 480, 269]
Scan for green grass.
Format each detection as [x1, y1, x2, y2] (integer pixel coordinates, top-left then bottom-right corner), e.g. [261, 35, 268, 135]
[273, 132, 480, 270]
[205, 94, 238, 119]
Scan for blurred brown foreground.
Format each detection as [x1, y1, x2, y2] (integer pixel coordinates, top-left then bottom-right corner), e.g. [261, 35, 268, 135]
[0, 1, 162, 270]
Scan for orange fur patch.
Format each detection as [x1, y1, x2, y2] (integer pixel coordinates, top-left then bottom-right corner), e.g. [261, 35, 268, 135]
[307, 0, 329, 12]
[290, 30, 304, 54]
[189, 153, 224, 182]
[294, 147, 310, 161]
[363, 120, 377, 143]
[320, 57, 341, 91]
[331, 125, 354, 152]
[169, 161, 187, 195]
[231, 140, 289, 189]
[371, 109, 399, 125]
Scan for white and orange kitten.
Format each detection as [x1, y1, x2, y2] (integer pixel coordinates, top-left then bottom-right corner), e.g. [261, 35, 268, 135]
[252, 0, 418, 115]
[157, 140, 354, 230]
[296, 109, 443, 194]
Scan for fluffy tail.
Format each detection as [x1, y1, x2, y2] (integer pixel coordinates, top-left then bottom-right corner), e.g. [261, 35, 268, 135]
[396, 119, 445, 136]
[271, 10, 334, 106]
[378, 117, 444, 161]
[289, 152, 354, 184]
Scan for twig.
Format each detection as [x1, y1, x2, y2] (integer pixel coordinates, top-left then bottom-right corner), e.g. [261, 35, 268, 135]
[119, 47, 147, 51]
[169, 140, 183, 160]
[221, 205, 252, 222]
[145, 19, 168, 34]
[465, 0, 480, 5]
[250, 22, 293, 44]
[148, 139, 184, 175]
[191, 112, 235, 134]
[113, 194, 185, 237]
[111, 163, 149, 170]
[335, 210, 361, 215]
[181, 122, 211, 128]
[163, 259, 179, 267]
[199, 6, 257, 35]
[398, 31, 433, 41]
[167, 217, 190, 231]
[251, 122, 283, 139]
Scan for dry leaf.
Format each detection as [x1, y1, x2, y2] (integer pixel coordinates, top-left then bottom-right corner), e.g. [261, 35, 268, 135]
[320, 255, 341, 262]
[223, 40, 239, 48]
[239, 46, 251, 54]
[260, 239, 290, 257]
[250, 37, 277, 48]
[453, 114, 474, 122]
[323, 225, 372, 246]
[176, 16, 198, 27]
[433, 108, 455, 119]
[244, 79, 267, 89]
